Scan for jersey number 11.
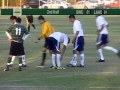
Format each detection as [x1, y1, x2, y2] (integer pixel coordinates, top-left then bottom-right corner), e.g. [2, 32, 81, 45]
[15, 28, 21, 35]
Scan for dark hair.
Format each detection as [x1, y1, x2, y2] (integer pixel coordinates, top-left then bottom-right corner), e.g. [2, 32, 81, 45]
[38, 16, 45, 20]
[69, 15, 76, 19]
[16, 17, 22, 23]
[10, 16, 17, 20]
[68, 37, 70, 44]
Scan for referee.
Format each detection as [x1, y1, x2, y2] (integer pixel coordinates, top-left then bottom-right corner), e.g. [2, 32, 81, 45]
[37, 16, 55, 68]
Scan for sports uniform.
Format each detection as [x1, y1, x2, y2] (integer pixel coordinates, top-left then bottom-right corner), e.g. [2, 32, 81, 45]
[47, 32, 69, 69]
[37, 21, 55, 67]
[67, 18, 85, 67]
[4, 23, 29, 71]
[96, 15, 120, 62]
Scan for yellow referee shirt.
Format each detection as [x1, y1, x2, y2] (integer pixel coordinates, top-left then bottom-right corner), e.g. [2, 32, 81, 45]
[40, 21, 55, 39]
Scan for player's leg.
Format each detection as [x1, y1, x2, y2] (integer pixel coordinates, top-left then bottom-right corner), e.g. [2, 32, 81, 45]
[97, 45, 105, 62]
[102, 34, 119, 54]
[96, 34, 105, 62]
[28, 23, 31, 32]
[26, 18, 31, 32]
[67, 37, 79, 67]
[18, 56, 22, 71]
[4, 56, 12, 71]
[37, 39, 48, 67]
[31, 23, 36, 29]
[103, 46, 119, 55]
[10, 56, 16, 65]
[18, 42, 25, 70]
[4, 41, 16, 71]
[22, 55, 27, 67]
[77, 36, 85, 67]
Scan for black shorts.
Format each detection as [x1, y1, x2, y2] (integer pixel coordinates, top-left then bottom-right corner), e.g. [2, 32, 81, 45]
[9, 41, 25, 56]
[44, 38, 48, 48]
[26, 15, 33, 23]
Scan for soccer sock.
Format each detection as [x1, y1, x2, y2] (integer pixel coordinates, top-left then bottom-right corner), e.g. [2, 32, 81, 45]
[103, 46, 118, 53]
[32, 24, 36, 29]
[28, 25, 30, 32]
[10, 56, 16, 65]
[41, 52, 47, 65]
[98, 49, 104, 60]
[56, 54, 61, 67]
[52, 54, 56, 67]
[80, 53, 85, 66]
[19, 57, 22, 67]
[70, 54, 77, 66]
[22, 55, 26, 65]
[7, 57, 12, 65]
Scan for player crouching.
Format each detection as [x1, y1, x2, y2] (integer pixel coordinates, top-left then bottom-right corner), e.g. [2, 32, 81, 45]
[47, 32, 70, 69]
[4, 17, 29, 71]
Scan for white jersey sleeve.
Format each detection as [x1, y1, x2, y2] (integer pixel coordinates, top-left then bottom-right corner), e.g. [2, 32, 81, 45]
[96, 16, 108, 34]
[73, 20, 84, 36]
[62, 33, 69, 46]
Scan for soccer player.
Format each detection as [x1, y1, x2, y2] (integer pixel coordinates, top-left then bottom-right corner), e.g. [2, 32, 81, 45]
[96, 15, 120, 62]
[25, 5, 36, 32]
[4, 17, 29, 71]
[37, 16, 55, 68]
[67, 15, 85, 67]
[9, 16, 27, 67]
[47, 32, 70, 69]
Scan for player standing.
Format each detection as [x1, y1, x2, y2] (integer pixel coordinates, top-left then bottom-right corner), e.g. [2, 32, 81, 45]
[47, 32, 70, 69]
[9, 16, 27, 67]
[96, 15, 120, 62]
[37, 16, 55, 68]
[25, 5, 36, 32]
[4, 17, 29, 71]
[67, 15, 85, 67]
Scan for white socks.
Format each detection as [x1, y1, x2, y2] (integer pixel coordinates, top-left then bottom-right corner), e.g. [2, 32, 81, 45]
[10, 55, 26, 65]
[103, 46, 118, 53]
[22, 55, 26, 65]
[80, 54, 85, 66]
[52, 54, 56, 67]
[70, 54, 77, 66]
[70, 54, 85, 66]
[98, 49, 104, 60]
[98, 46, 118, 60]
[51, 54, 61, 67]
[10, 56, 16, 64]
[56, 54, 61, 67]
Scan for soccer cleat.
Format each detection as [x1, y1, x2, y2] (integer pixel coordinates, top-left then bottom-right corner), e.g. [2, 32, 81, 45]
[4, 69, 9, 71]
[37, 65, 45, 68]
[77, 64, 84, 67]
[50, 66, 57, 69]
[56, 67, 66, 70]
[22, 64, 27, 67]
[3, 65, 10, 71]
[66, 64, 77, 67]
[97, 59, 105, 62]
[18, 66, 22, 71]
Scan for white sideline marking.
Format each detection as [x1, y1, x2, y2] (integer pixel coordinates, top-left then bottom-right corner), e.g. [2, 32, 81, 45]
[89, 87, 120, 89]
[0, 86, 76, 89]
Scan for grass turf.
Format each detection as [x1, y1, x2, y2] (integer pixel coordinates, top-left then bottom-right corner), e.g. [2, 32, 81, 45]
[0, 15, 120, 90]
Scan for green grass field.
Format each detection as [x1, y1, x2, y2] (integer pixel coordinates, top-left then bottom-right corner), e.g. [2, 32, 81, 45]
[0, 15, 120, 90]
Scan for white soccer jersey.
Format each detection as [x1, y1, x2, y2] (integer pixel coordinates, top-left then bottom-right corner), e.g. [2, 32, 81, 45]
[96, 15, 108, 34]
[73, 20, 84, 37]
[49, 32, 69, 46]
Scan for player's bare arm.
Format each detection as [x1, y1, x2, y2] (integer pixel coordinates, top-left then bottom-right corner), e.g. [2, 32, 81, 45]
[72, 31, 79, 44]
[97, 24, 104, 34]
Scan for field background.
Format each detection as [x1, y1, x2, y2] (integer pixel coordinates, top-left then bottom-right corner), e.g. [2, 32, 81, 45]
[0, 15, 120, 90]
